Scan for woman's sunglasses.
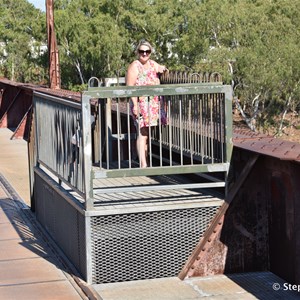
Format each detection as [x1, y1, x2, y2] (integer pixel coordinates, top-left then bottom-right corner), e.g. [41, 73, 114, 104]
[138, 49, 151, 55]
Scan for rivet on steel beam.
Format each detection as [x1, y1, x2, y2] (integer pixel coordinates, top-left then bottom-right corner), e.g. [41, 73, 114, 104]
[218, 222, 222, 225]
[207, 239, 211, 243]
[202, 248, 206, 251]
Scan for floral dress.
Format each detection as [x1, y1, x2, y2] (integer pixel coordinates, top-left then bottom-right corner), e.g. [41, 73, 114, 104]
[131, 60, 167, 127]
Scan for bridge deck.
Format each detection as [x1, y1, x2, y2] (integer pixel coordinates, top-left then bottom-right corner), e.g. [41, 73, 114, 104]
[67, 173, 224, 215]
[1, 128, 300, 299]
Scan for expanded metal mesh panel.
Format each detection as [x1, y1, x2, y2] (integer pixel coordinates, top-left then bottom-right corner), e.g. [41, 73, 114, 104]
[34, 94, 85, 194]
[34, 171, 87, 279]
[90, 206, 220, 284]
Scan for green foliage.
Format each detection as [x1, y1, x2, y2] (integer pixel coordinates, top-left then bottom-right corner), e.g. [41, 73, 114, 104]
[1, 0, 300, 132]
[0, 0, 47, 83]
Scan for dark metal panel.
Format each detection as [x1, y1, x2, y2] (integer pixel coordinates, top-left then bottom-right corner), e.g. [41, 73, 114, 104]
[0, 83, 32, 133]
[267, 158, 297, 284]
[34, 170, 87, 280]
[185, 145, 300, 285]
[179, 152, 260, 279]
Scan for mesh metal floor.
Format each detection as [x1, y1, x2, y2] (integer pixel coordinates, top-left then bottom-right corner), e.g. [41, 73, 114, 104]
[38, 168, 225, 284]
[90, 206, 220, 284]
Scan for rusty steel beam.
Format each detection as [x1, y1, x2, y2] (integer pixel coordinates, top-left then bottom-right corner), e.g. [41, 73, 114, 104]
[0, 90, 21, 128]
[46, 0, 61, 89]
[233, 128, 300, 162]
[179, 153, 259, 280]
[11, 105, 32, 140]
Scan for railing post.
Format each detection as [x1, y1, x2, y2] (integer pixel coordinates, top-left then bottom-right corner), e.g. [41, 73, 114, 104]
[224, 85, 233, 197]
[81, 94, 94, 210]
[224, 85, 233, 163]
[106, 98, 112, 168]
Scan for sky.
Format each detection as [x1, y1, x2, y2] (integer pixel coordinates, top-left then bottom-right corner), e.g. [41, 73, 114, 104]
[28, 0, 45, 12]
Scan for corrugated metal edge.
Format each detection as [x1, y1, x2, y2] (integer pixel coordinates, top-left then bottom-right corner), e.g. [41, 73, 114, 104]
[0, 78, 81, 102]
[233, 128, 300, 163]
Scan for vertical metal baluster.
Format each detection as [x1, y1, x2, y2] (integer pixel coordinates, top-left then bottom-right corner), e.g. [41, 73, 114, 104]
[98, 102, 102, 169]
[179, 98, 183, 165]
[174, 96, 178, 152]
[137, 97, 141, 168]
[215, 93, 218, 162]
[206, 96, 210, 161]
[76, 111, 80, 191]
[220, 93, 224, 162]
[210, 95, 214, 163]
[106, 98, 111, 170]
[117, 98, 121, 169]
[216, 93, 220, 162]
[148, 96, 152, 168]
[67, 109, 71, 182]
[205, 94, 209, 161]
[58, 109, 63, 177]
[168, 99, 172, 166]
[212, 94, 219, 162]
[195, 95, 199, 159]
[81, 94, 94, 209]
[189, 97, 193, 164]
[202, 94, 206, 160]
[127, 99, 132, 169]
[79, 111, 84, 193]
[72, 112, 76, 187]
[172, 96, 176, 153]
[159, 97, 162, 167]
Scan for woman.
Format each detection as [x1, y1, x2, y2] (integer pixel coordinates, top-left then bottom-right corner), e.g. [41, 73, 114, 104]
[126, 40, 168, 168]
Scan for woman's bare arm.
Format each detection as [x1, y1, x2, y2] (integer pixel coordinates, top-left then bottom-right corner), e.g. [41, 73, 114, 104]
[153, 61, 168, 74]
[126, 62, 139, 116]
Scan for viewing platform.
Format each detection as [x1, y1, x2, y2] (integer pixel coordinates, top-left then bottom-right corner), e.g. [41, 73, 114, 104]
[1, 75, 300, 298]
[1, 127, 300, 299]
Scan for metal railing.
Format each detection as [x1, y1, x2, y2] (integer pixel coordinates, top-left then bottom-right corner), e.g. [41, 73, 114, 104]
[33, 81, 232, 210]
[82, 82, 233, 208]
[33, 92, 85, 196]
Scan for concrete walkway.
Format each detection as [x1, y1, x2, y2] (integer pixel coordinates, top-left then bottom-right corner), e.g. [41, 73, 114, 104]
[0, 128, 300, 300]
[94, 272, 300, 300]
[0, 128, 96, 299]
[0, 176, 88, 299]
[0, 128, 30, 205]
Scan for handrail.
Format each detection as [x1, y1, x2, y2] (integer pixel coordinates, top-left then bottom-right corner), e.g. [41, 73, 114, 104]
[32, 82, 233, 211]
[81, 82, 233, 210]
[83, 83, 231, 98]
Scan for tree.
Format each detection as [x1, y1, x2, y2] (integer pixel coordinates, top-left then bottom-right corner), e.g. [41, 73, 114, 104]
[0, 0, 47, 83]
[176, 0, 300, 133]
[0, 0, 299, 135]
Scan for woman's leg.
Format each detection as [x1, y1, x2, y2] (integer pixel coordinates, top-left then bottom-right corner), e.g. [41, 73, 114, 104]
[137, 127, 149, 168]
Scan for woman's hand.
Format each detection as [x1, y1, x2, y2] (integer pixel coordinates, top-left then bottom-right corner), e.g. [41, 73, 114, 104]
[158, 65, 168, 73]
